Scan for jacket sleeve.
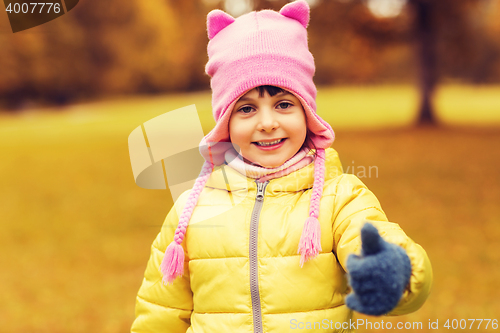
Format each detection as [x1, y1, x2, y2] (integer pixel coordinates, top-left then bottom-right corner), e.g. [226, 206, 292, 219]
[131, 192, 193, 332]
[331, 174, 433, 315]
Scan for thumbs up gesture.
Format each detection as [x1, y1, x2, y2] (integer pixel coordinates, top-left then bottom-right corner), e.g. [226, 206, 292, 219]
[345, 223, 412, 315]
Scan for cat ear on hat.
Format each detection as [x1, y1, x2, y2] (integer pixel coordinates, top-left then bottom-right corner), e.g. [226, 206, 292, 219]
[279, 0, 310, 28]
[207, 9, 235, 39]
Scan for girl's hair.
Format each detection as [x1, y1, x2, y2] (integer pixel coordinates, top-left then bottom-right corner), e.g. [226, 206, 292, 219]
[303, 130, 318, 157]
[255, 85, 317, 156]
[256, 85, 285, 97]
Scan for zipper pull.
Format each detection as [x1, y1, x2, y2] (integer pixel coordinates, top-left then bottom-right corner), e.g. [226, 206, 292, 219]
[256, 181, 267, 201]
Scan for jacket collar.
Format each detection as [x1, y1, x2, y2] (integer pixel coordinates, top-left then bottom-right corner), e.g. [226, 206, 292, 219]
[205, 148, 343, 194]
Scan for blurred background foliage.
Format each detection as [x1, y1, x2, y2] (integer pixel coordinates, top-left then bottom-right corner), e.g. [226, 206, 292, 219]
[1, 1, 500, 332]
[0, 0, 499, 112]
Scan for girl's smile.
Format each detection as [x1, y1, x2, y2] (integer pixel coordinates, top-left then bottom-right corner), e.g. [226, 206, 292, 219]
[253, 138, 286, 150]
[229, 87, 307, 168]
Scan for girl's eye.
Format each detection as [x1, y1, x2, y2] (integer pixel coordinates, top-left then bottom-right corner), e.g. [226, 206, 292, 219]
[277, 102, 292, 109]
[238, 106, 254, 114]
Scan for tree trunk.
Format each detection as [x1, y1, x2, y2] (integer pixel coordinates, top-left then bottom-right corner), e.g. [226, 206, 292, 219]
[412, 0, 438, 125]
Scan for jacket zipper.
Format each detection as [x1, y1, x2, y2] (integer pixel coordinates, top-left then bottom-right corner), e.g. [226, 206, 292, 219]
[250, 180, 268, 333]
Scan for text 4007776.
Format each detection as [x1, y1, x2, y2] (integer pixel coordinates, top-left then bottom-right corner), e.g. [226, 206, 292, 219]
[437, 319, 498, 330]
[5, 3, 61, 14]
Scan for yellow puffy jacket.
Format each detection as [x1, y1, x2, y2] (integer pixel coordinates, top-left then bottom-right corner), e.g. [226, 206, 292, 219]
[131, 148, 432, 332]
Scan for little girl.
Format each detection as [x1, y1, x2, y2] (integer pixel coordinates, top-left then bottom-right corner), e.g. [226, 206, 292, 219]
[131, 1, 432, 332]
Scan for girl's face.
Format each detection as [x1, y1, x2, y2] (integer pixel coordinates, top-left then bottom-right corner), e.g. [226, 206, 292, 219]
[229, 88, 307, 168]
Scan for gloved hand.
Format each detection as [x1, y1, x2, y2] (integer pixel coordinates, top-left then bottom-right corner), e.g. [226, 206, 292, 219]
[345, 223, 412, 316]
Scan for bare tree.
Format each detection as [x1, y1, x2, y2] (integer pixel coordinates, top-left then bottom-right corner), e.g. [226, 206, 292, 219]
[408, 0, 437, 124]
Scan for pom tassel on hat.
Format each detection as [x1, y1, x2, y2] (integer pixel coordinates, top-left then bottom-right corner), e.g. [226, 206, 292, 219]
[298, 148, 326, 266]
[298, 216, 322, 267]
[161, 240, 185, 284]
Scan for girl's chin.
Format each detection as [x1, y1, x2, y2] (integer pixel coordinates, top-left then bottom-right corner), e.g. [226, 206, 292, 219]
[240, 156, 279, 168]
[250, 157, 288, 168]
[242, 148, 296, 168]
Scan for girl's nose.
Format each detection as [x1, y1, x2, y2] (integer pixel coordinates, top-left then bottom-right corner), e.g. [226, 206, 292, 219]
[257, 108, 280, 132]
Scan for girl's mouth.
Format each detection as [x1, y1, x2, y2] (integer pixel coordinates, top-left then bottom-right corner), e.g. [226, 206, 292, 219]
[254, 138, 285, 146]
[252, 138, 286, 150]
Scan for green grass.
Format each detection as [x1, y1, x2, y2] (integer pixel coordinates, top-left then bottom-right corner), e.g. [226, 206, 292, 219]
[1, 85, 499, 332]
[435, 85, 500, 125]
[317, 85, 420, 128]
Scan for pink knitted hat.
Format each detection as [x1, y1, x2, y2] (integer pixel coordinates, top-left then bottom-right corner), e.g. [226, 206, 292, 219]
[160, 0, 335, 284]
[203, 0, 334, 149]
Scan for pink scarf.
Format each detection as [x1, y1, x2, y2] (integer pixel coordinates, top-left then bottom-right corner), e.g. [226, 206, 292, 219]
[225, 147, 315, 182]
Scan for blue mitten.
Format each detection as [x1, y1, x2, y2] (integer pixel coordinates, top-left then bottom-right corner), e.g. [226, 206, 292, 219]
[345, 223, 412, 316]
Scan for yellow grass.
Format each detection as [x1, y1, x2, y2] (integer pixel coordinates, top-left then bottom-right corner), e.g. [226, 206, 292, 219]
[1, 85, 499, 332]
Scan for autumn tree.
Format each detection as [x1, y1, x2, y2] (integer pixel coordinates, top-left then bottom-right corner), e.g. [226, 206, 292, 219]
[1, 0, 499, 111]
[407, 0, 492, 124]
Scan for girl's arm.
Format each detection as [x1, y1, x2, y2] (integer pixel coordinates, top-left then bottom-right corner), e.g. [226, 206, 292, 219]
[131, 193, 193, 332]
[331, 174, 433, 315]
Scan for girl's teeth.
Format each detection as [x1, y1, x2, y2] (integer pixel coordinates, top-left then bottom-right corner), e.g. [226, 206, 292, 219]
[257, 139, 282, 146]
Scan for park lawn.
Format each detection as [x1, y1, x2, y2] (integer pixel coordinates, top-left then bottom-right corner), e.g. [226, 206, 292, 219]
[0, 85, 499, 332]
